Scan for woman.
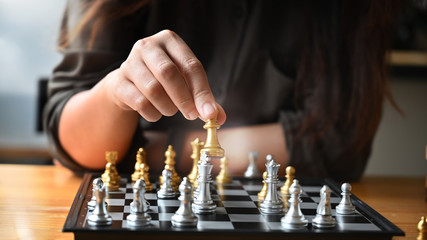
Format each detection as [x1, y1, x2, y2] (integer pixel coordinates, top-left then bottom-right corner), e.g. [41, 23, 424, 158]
[44, 0, 400, 181]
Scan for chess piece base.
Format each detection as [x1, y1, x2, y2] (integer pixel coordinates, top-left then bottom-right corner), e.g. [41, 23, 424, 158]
[126, 213, 152, 227]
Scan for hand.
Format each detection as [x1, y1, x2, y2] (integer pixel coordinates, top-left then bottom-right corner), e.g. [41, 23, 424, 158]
[107, 30, 226, 124]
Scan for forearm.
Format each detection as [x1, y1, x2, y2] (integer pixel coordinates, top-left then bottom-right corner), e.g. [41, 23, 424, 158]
[178, 123, 288, 175]
[58, 70, 139, 170]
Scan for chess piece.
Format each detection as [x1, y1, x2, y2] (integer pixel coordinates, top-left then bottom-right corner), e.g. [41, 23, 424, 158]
[157, 169, 176, 199]
[88, 178, 107, 211]
[126, 179, 151, 226]
[280, 166, 295, 210]
[216, 156, 232, 184]
[132, 148, 152, 191]
[281, 179, 308, 230]
[192, 152, 216, 214]
[131, 148, 144, 182]
[101, 151, 120, 191]
[187, 138, 204, 185]
[244, 151, 261, 178]
[418, 216, 427, 233]
[312, 185, 336, 229]
[200, 116, 224, 159]
[257, 154, 274, 201]
[159, 145, 181, 191]
[259, 157, 283, 214]
[257, 171, 268, 201]
[280, 166, 295, 196]
[336, 183, 356, 215]
[171, 177, 198, 227]
[88, 179, 112, 226]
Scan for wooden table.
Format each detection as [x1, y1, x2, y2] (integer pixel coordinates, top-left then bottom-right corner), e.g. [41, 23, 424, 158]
[0, 164, 425, 240]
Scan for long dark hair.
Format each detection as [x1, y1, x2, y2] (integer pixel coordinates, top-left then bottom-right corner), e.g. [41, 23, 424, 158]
[62, 0, 401, 156]
[295, 0, 400, 156]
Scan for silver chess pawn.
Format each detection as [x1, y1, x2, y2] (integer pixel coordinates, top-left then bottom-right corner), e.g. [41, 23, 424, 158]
[312, 185, 336, 229]
[88, 179, 112, 226]
[192, 152, 216, 214]
[171, 177, 198, 227]
[126, 179, 151, 227]
[336, 183, 356, 215]
[157, 169, 176, 199]
[281, 179, 308, 230]
[259, 156, 283, 214]
[244, 151, 261, 178]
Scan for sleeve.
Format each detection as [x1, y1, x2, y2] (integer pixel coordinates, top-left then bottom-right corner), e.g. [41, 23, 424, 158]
[43, 0, 148, 174]
[278, 110, 371, 182]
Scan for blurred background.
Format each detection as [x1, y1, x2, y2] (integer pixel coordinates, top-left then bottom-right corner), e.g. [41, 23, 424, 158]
[0, 0, 426, 177]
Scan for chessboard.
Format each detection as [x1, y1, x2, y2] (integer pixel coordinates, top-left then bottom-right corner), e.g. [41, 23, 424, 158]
[63, 173, 404, 240]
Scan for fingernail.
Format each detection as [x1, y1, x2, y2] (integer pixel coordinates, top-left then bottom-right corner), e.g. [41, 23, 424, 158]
[202, 103, 217, 118]
[187, 111, 198, 120]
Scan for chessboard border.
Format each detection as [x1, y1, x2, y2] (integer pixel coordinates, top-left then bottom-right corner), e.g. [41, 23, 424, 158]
[63, 173, 405, 239]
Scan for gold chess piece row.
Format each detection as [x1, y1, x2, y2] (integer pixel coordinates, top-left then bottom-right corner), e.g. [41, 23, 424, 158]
[101, 115, 230, 191]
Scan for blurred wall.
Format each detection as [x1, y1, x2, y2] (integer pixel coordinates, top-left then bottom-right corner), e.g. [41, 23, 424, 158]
[0, 0, 66, 148]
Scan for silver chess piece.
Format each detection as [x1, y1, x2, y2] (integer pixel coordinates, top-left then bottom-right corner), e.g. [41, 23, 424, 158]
[88, 178, 107, 211]
[281, 179, 308, 230]
[312, 185, 336, 229]
[336, 183, 356, 215]
[88, 179, 112, 226]
[259, 156, 283, 214]
[192, 152, 216, 214]
[171, 177, 198, 227]
[157, 169, 176, 199]
[126, 179, 151, 227]
[244, 151, 261, 178]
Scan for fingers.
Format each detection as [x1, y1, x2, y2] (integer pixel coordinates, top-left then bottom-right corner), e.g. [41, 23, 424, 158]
[119, 30, 226, 124]
[158, 30, 218, 121]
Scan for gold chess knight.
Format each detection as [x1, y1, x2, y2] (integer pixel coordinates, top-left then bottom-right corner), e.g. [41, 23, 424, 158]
[159, 145, 181, 191]
[131, 148, 152, 191]
[101, 151, 121, 191]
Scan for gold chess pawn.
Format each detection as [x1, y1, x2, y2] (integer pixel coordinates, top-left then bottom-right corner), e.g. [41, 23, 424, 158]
[200, 116, 224, 159]
[131, 148, 152, 191]
[280, 166, 295, 210]
[101, 151, 120, 191]
[418, 216, 427, 240]
[187, 138, 204, 184]
[216, 156, 232, 184]
[280, 166, 295, 196]
[257, 171, 268, 201]
[159, 145, 181, 191]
